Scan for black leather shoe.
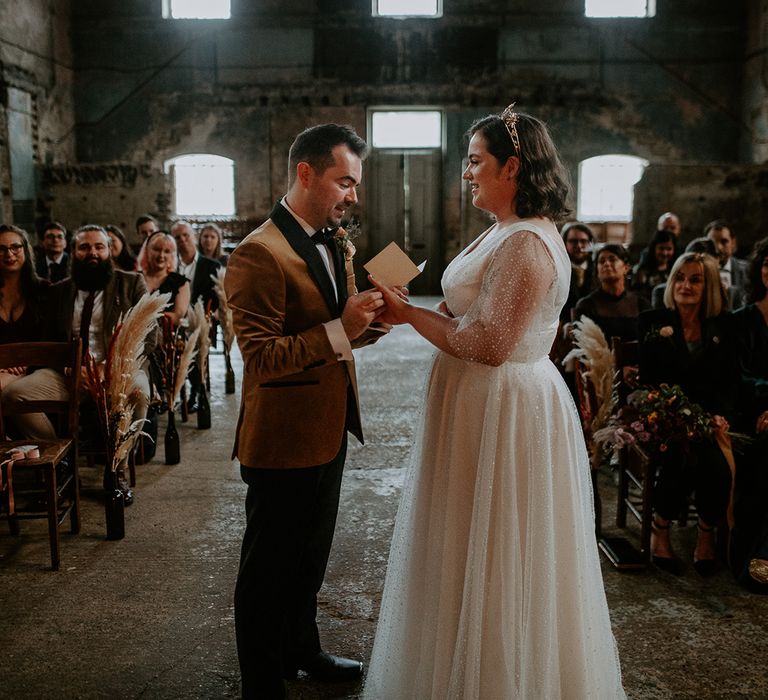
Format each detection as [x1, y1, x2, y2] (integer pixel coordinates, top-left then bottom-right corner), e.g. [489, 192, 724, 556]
[122, 489, 134, 507]
[297, 652, 363, 683]
[186, 400, 199, 414]
[652, 554, 685, 576]
[693, 558, 718, 577]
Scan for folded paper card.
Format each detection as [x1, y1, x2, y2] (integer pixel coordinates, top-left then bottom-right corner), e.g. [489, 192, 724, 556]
[364, 242, 426, 287]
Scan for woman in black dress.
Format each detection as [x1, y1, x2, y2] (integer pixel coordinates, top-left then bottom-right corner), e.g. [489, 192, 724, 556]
[139, 231, 190, 325]
[0, 224, 62, 438]
[639, 252, 737, 576]
[630, 229, 676, 302]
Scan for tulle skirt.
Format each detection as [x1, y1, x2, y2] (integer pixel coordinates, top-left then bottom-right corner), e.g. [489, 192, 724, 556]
[364, 352, 625, 699]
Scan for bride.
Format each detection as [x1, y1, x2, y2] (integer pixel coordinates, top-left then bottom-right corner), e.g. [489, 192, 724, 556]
[364, 105, 625, 699]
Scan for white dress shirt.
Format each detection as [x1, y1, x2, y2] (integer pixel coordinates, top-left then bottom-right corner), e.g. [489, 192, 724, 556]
[73, 289, 106, 362]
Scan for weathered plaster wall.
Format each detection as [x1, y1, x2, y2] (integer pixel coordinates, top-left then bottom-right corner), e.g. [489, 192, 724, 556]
[0, 0, 75, 231]
[742, 0, 768, 164]
[633, 163, 768, 255]
[65, 0, 749, 248]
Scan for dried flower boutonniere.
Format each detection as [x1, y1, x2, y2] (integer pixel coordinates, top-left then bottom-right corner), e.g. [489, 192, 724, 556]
[645, 325, 674, 342]
[335, 222, 362, 262]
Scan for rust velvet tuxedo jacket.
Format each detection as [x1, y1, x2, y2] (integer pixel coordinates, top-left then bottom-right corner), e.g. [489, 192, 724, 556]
[225, 202, 369, 470]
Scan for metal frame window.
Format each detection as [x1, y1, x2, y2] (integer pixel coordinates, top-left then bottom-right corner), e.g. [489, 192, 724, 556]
[162, 0, 231, 19]
[368, 109, 443, 150]
[585, 0, 655, 18]
[165, 154, 236, 217]
[373, 0, 442, 18]
[577, 154, 648, 223]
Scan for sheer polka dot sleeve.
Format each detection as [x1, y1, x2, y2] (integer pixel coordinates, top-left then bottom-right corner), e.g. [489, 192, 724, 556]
[445, 230, 556, 366]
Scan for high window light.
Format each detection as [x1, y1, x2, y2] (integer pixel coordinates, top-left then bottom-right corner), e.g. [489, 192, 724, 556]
[165, 154, 236, 217]
[373, 0, 441, 18]
[370, 110, 442, 149]
[577, 155, 648, 223]
[163, 0, 231, 19]
[585, 0, 655, 18]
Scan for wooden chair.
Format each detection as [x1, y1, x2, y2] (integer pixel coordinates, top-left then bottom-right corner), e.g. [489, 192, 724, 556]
[0, 340, 82, 570]
[612, 337, 655, 564]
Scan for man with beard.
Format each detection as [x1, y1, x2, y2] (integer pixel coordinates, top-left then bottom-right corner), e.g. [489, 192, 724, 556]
[47, 225, 157, 502]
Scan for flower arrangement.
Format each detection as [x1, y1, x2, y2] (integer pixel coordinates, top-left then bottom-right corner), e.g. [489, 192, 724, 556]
[156, 315, 200, 410]
[186, 299, 211, 384]
[563, 317, 616, 459]
[593, 383, 713, 455]
[83, 291, 170, 473]
[643, 325, 674, 342]
[211, 267, 234, 353]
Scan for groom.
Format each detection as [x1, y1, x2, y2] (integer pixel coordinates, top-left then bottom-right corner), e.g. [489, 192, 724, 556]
[225, 123, 385, 699]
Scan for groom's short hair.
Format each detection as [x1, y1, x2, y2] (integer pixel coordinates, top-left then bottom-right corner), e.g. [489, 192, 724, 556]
[288, 124, 369, 187]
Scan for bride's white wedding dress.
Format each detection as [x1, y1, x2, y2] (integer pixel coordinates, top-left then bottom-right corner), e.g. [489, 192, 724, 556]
[364, 219, 625, 699]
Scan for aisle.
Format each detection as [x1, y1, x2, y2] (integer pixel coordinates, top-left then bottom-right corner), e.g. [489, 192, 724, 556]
[2, 298, 767, 699]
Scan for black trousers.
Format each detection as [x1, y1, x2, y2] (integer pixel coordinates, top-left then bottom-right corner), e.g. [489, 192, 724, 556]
[234, 435, 348, 699]
[731, 433, 768, 591]
[653, 440, 731, 525]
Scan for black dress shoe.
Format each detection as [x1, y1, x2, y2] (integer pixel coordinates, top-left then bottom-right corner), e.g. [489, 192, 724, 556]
[652, 554, 685, 576]
[121, 489, 134, 507]
[693, 558, 718, 577]
[297, 651, 363, 683]
[186, 400, 199, 414]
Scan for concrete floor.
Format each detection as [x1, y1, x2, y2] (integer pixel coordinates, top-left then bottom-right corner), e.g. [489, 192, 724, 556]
[2, 297, 767, 699]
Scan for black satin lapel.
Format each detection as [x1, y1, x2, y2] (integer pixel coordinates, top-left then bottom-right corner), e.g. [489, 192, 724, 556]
[330, 242, 348, 312]
[270, 202, 339, 317]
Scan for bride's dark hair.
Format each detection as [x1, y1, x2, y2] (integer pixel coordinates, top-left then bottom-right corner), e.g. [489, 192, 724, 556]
[467, 112, 571, 222]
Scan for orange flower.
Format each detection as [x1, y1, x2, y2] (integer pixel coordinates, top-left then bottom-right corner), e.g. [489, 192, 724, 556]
[647, 411, 658, 423]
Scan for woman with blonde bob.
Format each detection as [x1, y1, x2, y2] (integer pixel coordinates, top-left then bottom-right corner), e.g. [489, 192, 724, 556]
[138, 231, 190, 326]
[639, 252, 738, 576]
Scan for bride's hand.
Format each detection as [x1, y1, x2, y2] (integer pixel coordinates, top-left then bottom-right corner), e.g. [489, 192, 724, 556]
[368, 275, 410, 325]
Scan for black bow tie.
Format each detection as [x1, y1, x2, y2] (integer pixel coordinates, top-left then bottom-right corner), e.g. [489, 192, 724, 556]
[311, 228, 338, 245]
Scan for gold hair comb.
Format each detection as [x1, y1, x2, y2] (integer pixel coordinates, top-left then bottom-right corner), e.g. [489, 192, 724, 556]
[500, 102, 521, 157]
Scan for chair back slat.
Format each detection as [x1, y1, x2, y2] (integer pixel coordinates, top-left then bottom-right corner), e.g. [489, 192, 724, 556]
[0, 340, 82, 440]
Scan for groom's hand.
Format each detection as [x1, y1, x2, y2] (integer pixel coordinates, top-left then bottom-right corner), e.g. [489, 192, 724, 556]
[342, 289, 385, 340]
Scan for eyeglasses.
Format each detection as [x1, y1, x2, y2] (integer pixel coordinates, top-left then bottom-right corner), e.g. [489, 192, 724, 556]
[0, 243, 24, 255]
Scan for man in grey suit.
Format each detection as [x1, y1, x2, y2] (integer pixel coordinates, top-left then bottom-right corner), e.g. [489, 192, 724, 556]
[705, 220, 748, 306]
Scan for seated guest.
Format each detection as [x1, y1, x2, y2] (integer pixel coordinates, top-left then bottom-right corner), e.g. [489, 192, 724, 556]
[650, 237, 718, 309]
[630, 229, 676, 302]
[106, 225, 138, 272]
[730, 237, 768, 592]
[657, 211, 682, 239]
[560, 222, 596, 322]
[198, 222, 229, 266]
[0, 225, 60, 438]
[139, 231, 190, 325]
[34, 221, 69, 283]
[639, 252, 738, 576]
[135, 214, 159, 247]
[705, 220, 749, 308]
[574, 244, 650, 344]
[171, 221, 221, 412]
[44, 225, 156, 503]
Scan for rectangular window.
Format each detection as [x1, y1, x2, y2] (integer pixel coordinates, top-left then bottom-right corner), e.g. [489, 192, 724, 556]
[370, 110, 442, 149]
[373, 0, 441, 18]
[163, 0, 231, 19]
[585, 0, 655, 18]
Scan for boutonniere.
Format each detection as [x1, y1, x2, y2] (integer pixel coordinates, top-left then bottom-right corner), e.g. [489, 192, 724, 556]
[712, 336, 720, 344]
[334, 223, 361, 262]
[644, 325, 674, 342]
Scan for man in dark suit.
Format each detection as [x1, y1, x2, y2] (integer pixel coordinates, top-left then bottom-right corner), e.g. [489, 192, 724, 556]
[225, 124, 386, 699]
[705, 220, 749, 305]
[35, 221, 69, 282]
[170, 220, 221, 411]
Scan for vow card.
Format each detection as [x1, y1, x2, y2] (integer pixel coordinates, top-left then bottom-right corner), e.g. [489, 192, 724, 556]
[364, 241, 426, 287]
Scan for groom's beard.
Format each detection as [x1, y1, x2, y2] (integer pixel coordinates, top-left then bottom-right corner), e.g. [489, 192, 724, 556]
[72, 256, 114, 291]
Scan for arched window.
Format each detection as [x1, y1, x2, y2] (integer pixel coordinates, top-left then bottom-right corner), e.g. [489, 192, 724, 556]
[165, 154, 236, 217]
[577, 154, 648, 223]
